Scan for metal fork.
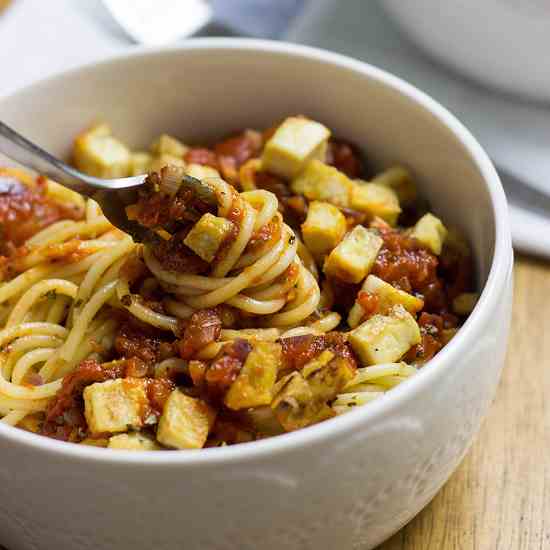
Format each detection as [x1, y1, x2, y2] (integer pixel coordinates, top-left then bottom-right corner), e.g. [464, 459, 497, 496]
[0, 121, 148, 240]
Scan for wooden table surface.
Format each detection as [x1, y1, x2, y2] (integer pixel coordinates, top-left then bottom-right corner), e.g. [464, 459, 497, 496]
[379, 255, 550, 550]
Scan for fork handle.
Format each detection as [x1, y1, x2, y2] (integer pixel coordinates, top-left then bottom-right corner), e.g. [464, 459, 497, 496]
[0, 120, 100, 196]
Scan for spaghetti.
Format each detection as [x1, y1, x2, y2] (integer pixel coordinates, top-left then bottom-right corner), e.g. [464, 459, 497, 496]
[0, 117, 475, 450]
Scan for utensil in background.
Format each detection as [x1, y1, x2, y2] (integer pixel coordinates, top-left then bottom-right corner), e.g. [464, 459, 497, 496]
[101, 0, 212, 44]
[498, 168, 550, 258]
[101, 0, 306, 43]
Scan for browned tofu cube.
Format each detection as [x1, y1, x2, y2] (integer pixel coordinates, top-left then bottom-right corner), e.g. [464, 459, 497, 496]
[83, 378, 148, 435]
[157, 391, 216, 449]
[224, 342, 281, 410]
[301, 201, 347, 259]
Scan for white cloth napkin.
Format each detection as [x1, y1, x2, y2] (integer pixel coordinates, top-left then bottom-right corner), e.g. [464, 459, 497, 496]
[1, 0, 548, 256]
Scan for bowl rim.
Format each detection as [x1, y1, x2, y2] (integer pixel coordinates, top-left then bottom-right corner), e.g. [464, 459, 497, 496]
[0, 37, 512, 466]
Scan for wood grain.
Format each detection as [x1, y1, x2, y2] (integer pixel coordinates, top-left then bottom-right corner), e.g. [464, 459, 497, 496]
[379, 255, 550, 550]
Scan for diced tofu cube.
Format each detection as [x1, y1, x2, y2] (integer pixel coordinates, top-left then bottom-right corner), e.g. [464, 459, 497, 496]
[150, 134, 189, 157]
[130, 152, 152, 175]
[108, 433, 161, 451]
[302, 350, 355, 402]
[224, 342, 281, 410]
[73, 123, 131, 178]
[186, 163, 221, 180]
[411, 213, 448, 255]
[83, 379, 148, 435]
[243, 406, 284, 436]
[183, 213, 234, 262]
[149, 154, 186, 174]
[80, 438, 109, 447]
[347, 301, 366, 330]
[301, 349, 335, 378]
[363, 275, 424, 314]
[324, 225, 383, 283]
[350, 182, 401, 225]
[292, 160, 352, 207]
[157, 391, 216, 450]
[373, 166, 417, 206]
[348, 275, 424, 328]
[271, 372, 321, 431]
[349, 305, 421, 366]
[83, 122, 111, 138]
[17, 413, 42, 433]
[452, 292, 479, 315]
[262, 117, 330, 179]
[301, 201, 346, 259]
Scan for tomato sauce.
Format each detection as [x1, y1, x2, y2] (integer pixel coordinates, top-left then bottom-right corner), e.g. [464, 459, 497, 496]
[0, 175, 81, 256]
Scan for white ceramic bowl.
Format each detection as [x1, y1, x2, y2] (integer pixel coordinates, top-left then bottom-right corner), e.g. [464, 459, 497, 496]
[382, 0, 550, 103]
[0, 39, 512, 550]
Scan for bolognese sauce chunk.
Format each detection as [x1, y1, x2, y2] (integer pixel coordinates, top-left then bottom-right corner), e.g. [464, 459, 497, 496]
[326, 138, 366, 179]
[281, 332, 357, 373]
[371, 224, 439, 295]
[185, 147, 219, 169]
[115, 319, 173, 365]
[215, 129, 263, 167]
[129, 168, 218, 231]
[252, 170, 308, 227]
[404, 311, 455, 364]
[151, 233, 210, 274]
[145, 378, 176, 415]
[178, 308, 223, 359]
[202, 339, 252, 400]
[0, 174, 81, 256]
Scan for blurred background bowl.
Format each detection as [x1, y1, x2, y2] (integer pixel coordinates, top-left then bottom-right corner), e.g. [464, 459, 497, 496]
[382, 0, 550, 103]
